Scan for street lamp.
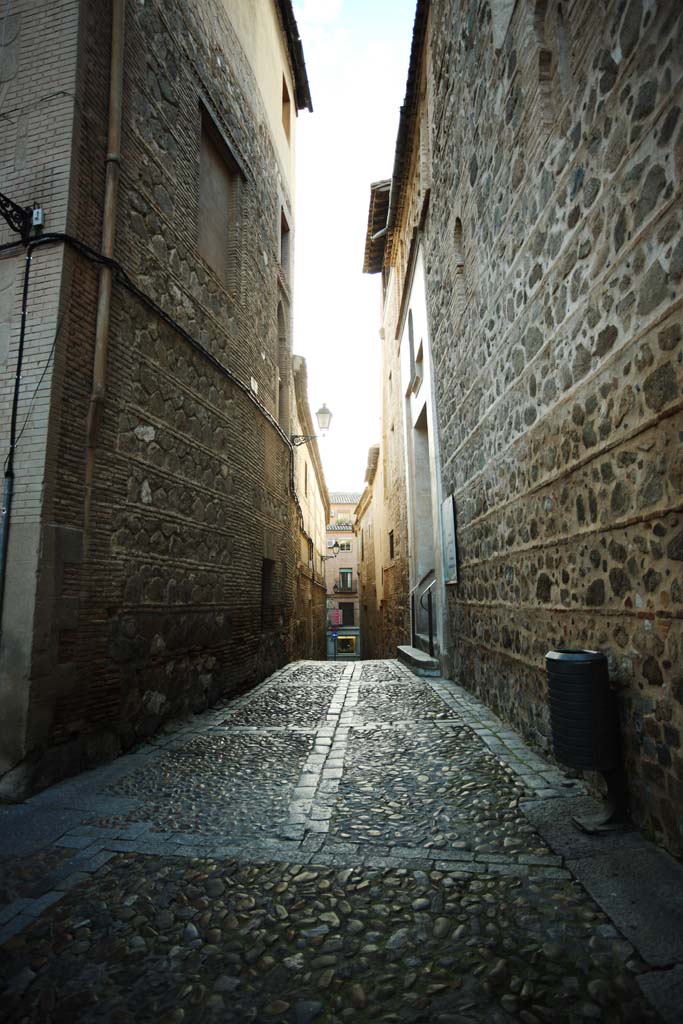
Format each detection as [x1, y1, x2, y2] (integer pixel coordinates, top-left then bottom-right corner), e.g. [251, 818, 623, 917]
[291, 403, 333, 446]
[322, 541, 340, 561]
[315, 403, 332, 431]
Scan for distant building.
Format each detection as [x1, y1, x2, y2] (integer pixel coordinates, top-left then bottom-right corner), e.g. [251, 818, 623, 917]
[354, 447, 380, 659]
[325, 493, 362, 659]
[362, 0, 683, 857]
[0, 0, 319, 797]
[292, 357, 330, 659]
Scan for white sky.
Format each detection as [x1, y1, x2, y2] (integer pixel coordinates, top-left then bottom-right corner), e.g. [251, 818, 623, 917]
[292, 0, 417, 493]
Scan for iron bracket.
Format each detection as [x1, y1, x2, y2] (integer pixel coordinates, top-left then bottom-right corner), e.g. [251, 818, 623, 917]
[0, 191, 33, 243]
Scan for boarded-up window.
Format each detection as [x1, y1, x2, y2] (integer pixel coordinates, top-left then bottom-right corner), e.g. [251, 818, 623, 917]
[198, 111, 239, 288]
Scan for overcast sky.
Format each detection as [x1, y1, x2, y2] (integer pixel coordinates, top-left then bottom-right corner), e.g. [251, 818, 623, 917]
[292, 0, 417, 494]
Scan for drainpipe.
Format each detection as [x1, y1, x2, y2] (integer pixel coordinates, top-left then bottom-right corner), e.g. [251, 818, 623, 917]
[83, 0, 125, 533]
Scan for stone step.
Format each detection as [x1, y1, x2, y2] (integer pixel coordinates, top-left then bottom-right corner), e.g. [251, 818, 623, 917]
[396, 645, 441, 677]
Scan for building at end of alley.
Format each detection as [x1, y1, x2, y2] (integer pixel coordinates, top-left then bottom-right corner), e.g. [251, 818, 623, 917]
[325, 493, 362, 660]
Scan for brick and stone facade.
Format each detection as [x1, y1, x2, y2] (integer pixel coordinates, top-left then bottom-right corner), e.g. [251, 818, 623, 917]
[0, 0, 318, 796]
[365, 0, 683, 855]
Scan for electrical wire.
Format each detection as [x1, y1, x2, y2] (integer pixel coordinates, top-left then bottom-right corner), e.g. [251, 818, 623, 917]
[6, 311, 64, 468]
[3, 231, 293, 469]
[1, 226, 304, 642]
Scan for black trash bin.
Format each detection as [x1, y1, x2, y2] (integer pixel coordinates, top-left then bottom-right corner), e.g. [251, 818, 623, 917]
[546, 648, 627, 833]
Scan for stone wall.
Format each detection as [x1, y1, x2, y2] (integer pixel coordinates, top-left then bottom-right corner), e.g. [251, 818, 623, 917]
[0, 0, 313, 795]
[426, 0, 683, 853]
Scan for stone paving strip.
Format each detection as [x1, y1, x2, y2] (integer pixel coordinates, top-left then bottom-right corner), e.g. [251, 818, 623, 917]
[0, 658, 677, 1022]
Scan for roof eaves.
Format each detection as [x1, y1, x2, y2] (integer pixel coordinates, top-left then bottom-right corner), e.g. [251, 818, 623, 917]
[364, 444, 380, 485]
[363, 180, 391, 275]
[362, 0, 430, 275]
[275, 0, 313, 112]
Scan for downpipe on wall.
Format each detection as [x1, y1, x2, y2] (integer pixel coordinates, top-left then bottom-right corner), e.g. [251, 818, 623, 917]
[1, 0, 125, 644]
[83, 0, 125, 536]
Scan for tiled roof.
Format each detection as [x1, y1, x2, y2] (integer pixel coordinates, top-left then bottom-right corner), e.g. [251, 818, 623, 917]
[330, 492, 362, 504]
[327, 522, 354, 531]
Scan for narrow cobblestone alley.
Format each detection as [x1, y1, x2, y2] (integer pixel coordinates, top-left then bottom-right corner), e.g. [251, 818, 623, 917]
[0, 661, 679, 1023]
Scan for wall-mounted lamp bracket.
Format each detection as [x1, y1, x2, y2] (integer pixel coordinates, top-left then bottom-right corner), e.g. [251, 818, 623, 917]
[291, 434, 318, 447]
[0, 191, 35, 243]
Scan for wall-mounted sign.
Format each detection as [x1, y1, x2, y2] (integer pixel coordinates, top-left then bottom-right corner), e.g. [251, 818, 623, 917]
[442, 494, 458, 584]
[330, 609, 342, 626]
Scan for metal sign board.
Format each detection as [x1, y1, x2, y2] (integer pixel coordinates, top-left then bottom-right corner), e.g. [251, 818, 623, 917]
[442, 494, 458, 584]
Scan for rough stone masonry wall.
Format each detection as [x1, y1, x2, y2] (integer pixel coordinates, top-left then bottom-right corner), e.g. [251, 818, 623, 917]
[426, 0, 683, 853]
[14, 0, 304, 788]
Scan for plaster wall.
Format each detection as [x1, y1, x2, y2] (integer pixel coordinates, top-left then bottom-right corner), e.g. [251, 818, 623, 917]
[223, 0, 298, 190]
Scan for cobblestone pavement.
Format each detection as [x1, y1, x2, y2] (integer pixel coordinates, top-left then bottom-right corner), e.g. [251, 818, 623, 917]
[0, 660, 669, 1023]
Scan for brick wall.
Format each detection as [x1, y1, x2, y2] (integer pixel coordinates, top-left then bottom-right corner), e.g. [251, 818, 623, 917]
[0, 0, 81, 777]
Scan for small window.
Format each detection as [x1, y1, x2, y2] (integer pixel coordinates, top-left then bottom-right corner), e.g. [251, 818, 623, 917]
[389, 530, 395, 560]
[308, 538, 314, 568]
[338, 541, 352, 552]
[454, 219, 466, 317]
[261, 558, 276, 630]
[337, 635, 357, 655]
[533, 0, 554, 128]
[280, 210, 291, 278]
[556, 3, 572, 98]
[282, 76, 291, 142]
[413, 341, 424, 395]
